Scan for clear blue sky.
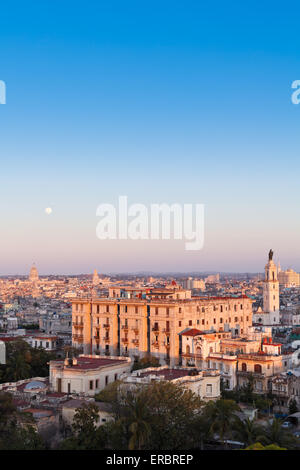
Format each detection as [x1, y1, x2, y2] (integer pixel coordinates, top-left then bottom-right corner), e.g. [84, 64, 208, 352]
[0, 1, 300, 274]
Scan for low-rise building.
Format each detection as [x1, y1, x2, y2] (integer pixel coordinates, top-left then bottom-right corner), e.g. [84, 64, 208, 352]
[121, 365, 220, 401]
[49, 355, 132, 396]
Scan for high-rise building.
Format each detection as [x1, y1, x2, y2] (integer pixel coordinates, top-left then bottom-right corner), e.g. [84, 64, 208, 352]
[71, 287, 253, 366]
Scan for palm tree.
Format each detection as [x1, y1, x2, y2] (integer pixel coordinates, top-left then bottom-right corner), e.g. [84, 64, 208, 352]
[204, 399, 241, 448]
[234, 417, 265, 446]
[263, 418, 298, 449]
[126, 396, 152, 450]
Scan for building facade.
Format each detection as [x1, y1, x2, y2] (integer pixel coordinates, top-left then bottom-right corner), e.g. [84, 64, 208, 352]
[71, 288, 253, 366]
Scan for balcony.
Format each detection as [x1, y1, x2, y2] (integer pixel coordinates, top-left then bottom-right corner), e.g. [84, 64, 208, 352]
[151, 340, 159, 348]
[94, 336, 100, 342]
[164, 343, 170, 349]
[152, 327, 160, 333]
[122, 337, 129, 344]
[103, 324, 110, 329]
[73, 334, 83, 343]
[132, 327, 139, 334]
[163, 328, 171, 335]
[103, 336, 110, 342]
[237, 370, 264, 379]
[132, 339, 139, 345]
[73, 322, 83, 329]
[121, 325, 129, 332]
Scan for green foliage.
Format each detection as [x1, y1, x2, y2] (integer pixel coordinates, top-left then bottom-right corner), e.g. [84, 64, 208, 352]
[0, 392, 45, 450]
[60, 381, 203, 450]
[0, 339, 57, 383]
[132, 355, 160, 371]
[59, 403, 105, 450]
[288, 398, 298, 415]
[203, 399, 241, 448]
[245, 442, 286, 450]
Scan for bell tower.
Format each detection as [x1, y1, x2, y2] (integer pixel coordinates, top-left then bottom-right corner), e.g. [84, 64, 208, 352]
[263, 249, 279, 320]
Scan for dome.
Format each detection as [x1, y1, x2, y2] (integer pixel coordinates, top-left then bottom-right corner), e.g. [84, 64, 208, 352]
[24, 380, 46, 390]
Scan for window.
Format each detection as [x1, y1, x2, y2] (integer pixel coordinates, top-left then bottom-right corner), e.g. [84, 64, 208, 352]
[189, 320, 192, 326]
[89, 381, 93, 390]
[206, 384, 212, 396]
[115, 373, 118, 381]
[220, 318, 223, 323]
[254, 364, 262, 374]
[96, 379, 99, 388]
[202, 319, 205, 325]
[179, 321, 182, 327]
[241, 363, 247, 372]
[155, 307, 158, 315]
[105, 376, 109, 386]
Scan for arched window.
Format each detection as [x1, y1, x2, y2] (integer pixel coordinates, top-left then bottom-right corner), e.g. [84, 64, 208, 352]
[186, 345, 190, 354]
[241, 363, 247, 372]
[254, 364, 262, 373]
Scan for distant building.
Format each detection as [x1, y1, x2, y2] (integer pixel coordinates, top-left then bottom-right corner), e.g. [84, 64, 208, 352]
[29, 263, 39, 283]
[278, 269, 300, 288]
[182, 277, 205, 291]
[93, 269, 100, 286]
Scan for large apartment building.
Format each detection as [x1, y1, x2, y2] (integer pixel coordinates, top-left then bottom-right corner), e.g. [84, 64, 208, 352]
[72, 287, 253, 366]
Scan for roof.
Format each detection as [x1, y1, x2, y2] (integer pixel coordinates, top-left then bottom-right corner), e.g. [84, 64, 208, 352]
[180, 328, 204, 337]
[139, 368, 199, 381]
[51, 356, 128, 371]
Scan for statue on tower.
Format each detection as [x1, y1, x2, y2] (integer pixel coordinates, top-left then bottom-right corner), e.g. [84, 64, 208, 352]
[268, 249, 274, 261]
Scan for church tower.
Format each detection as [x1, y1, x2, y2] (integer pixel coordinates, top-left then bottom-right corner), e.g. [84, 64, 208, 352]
[92, 269, 100, 286]
[263, 249, 280, 323]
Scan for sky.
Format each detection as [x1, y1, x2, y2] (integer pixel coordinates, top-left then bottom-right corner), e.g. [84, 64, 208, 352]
[0, 1, 300, 274]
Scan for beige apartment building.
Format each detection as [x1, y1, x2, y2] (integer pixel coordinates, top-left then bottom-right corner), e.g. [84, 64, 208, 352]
[72, 288, 253, 366]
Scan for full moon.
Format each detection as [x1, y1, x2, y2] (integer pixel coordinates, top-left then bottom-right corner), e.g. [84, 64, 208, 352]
[45, 207, 52, 215]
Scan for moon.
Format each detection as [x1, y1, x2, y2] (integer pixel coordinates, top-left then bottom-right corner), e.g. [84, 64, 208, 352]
[45, 207, 52, 215]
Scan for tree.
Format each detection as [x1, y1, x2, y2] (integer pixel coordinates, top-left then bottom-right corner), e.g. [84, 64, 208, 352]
[262, 418, 300, 449]
[126, 394, 152, 450]
[0, 392, 45, 450]
[204, 399, 241, 448]
[288, 398, 298, 415]
[233, 417, 266, 447]
[0, 339, 57, 383]
[60, 403, 102, 450]
[132, 355, 160, 371]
